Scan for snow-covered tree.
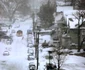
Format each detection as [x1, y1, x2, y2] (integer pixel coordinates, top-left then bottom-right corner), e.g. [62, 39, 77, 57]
[38, 0, 55, 28]
[0, 0, 30, 26]
[72, 10, 85, 52]
[74, 0, 85, 10]
[53, 27, 70, 70]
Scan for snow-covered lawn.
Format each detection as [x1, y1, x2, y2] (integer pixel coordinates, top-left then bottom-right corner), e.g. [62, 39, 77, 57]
[39, 47, 85, 70]
[63, 55, 85, 70]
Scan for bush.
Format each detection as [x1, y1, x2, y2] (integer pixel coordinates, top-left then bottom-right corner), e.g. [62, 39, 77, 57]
[42, 42, 49, 48]
[45, 56, 53, 59]
[50, 30, 56, 36]
[49, 44, 55, 47]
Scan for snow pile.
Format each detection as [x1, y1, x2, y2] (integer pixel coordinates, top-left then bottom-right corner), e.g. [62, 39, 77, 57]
[39, 35, 51, 43]
[63, 55, 85, 70]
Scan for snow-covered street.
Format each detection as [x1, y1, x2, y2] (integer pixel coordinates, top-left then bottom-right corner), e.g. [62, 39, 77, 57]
[0, 18, 33, 70]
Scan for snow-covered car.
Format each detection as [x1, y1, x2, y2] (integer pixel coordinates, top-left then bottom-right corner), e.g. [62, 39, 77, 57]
[46, 63, 57, 70]
[11, 30, 15, 33]
[28, 49, 34, 56]
[3, 51, 10, 56]
[29, 62, 36, 70]
[27, 55, 35, 60]
[27, 30, 32, 34]
[27, 40, 32, 44]
[6, 39, 13, 44]
[27, 43, 33, 47]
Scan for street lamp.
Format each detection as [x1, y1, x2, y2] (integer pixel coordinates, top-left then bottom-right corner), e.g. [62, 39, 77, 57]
[48, 51, 53, 64]
[35, 25, 41, 70]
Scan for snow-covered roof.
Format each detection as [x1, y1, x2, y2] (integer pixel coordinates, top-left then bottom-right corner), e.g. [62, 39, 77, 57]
[39, 35, 51, 43]
[56, 0, 71, 6]
[63, 10, 83, 29]
[40, 29, 52, 33]
[54, 12, 63, 23]
[56, 6, 79, 29]
[57, 6, 73, 12]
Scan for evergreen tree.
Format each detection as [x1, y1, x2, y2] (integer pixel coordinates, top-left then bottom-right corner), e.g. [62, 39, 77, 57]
[38, 1, 55, 28]
[74, 0, 85, 10]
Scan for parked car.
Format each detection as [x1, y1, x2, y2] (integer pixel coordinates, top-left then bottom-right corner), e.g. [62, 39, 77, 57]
[3, 51, 10, 56]
[46, 63, 57, 70]
[27, 43, 33, 48]
[27, 30, 32, 34]
[1, 35, 13, 44]
[11, 30, 15, 33]
[29, 65, 35, 70]
[28, 49, 34, 56]
[29, 62, 36, 70]
[27, 55, 35, 60]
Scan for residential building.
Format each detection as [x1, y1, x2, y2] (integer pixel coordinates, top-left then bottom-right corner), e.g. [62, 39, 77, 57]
[80, 21, 85, 45]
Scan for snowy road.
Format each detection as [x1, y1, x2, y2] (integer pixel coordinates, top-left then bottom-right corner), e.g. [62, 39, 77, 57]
[0, 18, 33, 70]
[0, 59, 28, 70]
[0, 36, 28, 70]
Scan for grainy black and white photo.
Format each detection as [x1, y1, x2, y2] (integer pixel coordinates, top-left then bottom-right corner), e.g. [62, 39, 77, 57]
[0, 0, 85, 70]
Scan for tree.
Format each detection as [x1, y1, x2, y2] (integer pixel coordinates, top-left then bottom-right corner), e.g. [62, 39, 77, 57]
[52, 27, 70, 70]
[0, 0, 30, 26]
[71, 0, 75, 6]
[73, 10, 85, 52]
[73, 0, 85, 51]
[38, 1, 55, 28]
[74, 0, 85, 10]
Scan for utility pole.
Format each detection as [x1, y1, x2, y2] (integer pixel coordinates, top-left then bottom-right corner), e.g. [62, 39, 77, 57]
[32, 0, 35, 36]
[35, 26, 40, 70]
[32, 12, 35, 33]
[56, 0, 57, 14]
[36, 32, 39, 70]
[48, 51, 52, 64]
[58, 28, 62, 70]
[78, 10, 81, 52]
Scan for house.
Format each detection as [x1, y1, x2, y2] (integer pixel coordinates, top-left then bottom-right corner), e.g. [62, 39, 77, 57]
[69, 29, 78, 45]
[51, 11, 69, 47]
[79, 21, 85, 49]
[80, 21, 85, 41]
[62, 34, 71, 48]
